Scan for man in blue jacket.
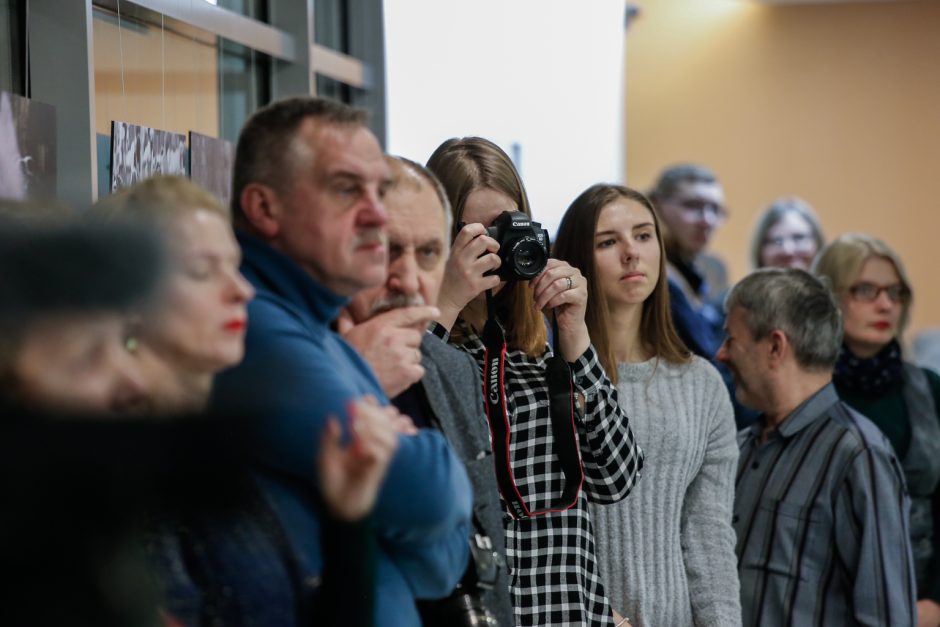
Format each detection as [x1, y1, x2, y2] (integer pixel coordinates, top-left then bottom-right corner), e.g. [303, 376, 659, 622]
[212, 96, 472, 626]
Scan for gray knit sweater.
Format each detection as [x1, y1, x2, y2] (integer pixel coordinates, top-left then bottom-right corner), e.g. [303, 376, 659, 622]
[589, 356, 741, 627]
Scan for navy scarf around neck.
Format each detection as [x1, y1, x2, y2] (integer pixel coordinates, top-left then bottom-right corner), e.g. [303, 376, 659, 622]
[833, 339, 904, 396]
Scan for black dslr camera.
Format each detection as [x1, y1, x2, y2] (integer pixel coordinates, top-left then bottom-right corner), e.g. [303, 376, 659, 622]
[483, 211, 550, 281]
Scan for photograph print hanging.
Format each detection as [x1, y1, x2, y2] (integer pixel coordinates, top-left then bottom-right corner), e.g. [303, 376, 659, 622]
[110, 121, 186, 193]
[189, 131, 235, 209]
[0, 91, 57, 201]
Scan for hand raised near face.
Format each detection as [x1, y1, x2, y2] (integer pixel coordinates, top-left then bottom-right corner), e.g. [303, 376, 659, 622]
[337, 305, 439, 398]
[435, 223, 502, 332]
[529, 259, 590, 362]
[317, 396, 400, 522]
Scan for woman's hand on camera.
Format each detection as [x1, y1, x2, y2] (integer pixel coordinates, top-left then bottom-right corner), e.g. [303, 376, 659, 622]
[435, 223, 501, 331]
[531, 259, 590, 362]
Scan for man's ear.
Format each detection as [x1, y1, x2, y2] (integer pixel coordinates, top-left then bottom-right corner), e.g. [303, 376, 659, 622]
[239, 183, 283, 239]
[767, 329, 789, 369]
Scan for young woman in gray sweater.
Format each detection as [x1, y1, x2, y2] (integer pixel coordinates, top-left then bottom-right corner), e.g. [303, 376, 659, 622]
[554, 184, 741, 627]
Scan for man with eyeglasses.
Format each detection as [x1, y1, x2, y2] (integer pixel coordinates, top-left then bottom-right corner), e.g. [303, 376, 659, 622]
[649, 164, 757, 427]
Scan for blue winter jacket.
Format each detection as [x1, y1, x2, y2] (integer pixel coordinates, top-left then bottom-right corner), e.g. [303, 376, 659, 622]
[211, 232, 472, 626]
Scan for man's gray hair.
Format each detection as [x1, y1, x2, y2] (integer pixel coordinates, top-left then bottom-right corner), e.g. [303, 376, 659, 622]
[725, 268, 843, 371]
[387, 156, 453, 234]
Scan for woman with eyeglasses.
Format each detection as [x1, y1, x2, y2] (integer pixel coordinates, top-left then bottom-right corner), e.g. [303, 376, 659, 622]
[750, 196, 825, 270]
[814, 233, 940, 627]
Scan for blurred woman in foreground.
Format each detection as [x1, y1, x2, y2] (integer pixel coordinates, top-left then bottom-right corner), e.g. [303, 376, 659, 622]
[99, 176, 254, 412]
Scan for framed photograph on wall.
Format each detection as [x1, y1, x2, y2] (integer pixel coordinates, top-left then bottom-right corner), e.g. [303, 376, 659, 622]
[110, 121, 186, 193]
[189, 131, 235, 209]
[0, 91, 56, 201]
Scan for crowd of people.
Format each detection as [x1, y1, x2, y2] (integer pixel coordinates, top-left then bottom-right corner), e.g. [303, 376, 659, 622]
[0, 95, 937, 627]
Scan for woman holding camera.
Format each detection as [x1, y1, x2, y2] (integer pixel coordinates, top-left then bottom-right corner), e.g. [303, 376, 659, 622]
[554, 184, 741, 627]
[427, 137, 644, 626]
[814, 234, 940, 627]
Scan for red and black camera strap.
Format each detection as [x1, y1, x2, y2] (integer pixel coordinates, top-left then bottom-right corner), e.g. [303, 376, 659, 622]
[481, 290, 584, 520]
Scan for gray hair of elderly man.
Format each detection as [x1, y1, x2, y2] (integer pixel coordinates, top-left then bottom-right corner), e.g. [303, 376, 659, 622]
[725, 267, 843, 372]
[385, 155, 453, 234]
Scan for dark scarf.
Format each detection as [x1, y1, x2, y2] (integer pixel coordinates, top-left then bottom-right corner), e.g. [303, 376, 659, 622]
[666, 250, 706, 296]
[833, 339, 904, 396]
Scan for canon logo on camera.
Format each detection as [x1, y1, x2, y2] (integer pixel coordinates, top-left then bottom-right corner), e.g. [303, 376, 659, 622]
[488, 356, 500, 404]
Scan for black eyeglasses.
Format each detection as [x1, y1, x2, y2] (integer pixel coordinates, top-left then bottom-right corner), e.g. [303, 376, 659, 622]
[763, 233, 814, 250]
[847, 282, 910, 303]
[672, 198, 728, 222]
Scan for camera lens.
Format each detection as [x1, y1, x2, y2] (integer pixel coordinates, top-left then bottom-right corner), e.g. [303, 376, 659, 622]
[511, 238, 546, 279]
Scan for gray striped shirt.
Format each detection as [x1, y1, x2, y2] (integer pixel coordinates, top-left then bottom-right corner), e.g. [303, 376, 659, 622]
[734, 383, 916, 627]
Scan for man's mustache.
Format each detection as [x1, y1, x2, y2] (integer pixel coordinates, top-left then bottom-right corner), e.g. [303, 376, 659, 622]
[369, 292, 426, 317]
[353, 229, 387, 249]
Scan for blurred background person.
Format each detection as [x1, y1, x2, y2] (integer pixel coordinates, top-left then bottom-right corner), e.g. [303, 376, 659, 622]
[648, 163, 727, 358]
[649, 163, 757, 428]
[0, 217, 162, 412]
[555, 183, 740, 627]
[814, 233, 940, 627]
[428, 137, 644, 626]
[95, 176, 255, 413]
[750, 196, 824, 270]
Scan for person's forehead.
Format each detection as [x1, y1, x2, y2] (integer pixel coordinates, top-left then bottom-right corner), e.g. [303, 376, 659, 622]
[300, 121, 389, 179]
[597, 197, 653, 229]
[386, 184, 447, 243]
[769, 211, 812, 234]
[726, 306, 748, 333]
[675, 180, 723, 202]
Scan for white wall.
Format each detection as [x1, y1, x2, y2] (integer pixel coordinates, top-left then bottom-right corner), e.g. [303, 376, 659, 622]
[384, 0, 626, 238]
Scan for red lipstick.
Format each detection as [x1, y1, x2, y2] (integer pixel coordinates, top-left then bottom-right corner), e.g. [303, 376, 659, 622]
[224, 319, 246, 332]
[871, 321, 892, 331]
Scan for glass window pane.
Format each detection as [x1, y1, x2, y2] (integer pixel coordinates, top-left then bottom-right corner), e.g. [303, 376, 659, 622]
[219, 39, 268, 142]
[0, 0, 25, 94]
[315, 0, 348, 53]
[210, 0, 268, 22]
[316, 75, 352, 104]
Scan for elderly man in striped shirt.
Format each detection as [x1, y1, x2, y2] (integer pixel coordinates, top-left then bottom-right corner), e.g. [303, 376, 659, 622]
[716, 268, 916, 627]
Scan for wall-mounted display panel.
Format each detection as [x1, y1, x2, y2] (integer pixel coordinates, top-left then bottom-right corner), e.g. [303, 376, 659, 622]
[110, 120, 185, 192]
[0, 91, 57, 200]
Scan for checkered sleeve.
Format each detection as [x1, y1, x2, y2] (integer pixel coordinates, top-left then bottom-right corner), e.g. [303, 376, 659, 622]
[570, 344, 644, 504]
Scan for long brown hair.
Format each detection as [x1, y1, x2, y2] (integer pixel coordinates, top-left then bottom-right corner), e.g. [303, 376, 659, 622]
[426, 137, 547, 356]
[554, 184, 690, 382]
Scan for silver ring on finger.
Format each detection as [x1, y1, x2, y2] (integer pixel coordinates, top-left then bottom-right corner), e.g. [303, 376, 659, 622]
[565, 276, 574, 291]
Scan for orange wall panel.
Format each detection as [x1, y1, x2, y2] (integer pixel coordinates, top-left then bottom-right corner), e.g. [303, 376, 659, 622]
[625, 0, 940, 341]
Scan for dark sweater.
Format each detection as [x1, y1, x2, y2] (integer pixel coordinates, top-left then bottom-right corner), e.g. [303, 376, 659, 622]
[837, 367, 940, 603]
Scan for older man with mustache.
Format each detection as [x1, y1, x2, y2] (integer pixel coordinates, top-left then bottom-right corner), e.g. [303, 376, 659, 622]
[341, 155, 515, 626]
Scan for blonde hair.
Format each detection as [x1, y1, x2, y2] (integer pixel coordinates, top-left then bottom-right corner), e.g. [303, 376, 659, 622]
[812, 232, 912, 335]
[96, 176, 229, 224]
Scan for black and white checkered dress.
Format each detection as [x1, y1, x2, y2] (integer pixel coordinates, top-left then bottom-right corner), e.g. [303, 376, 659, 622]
[435, 322, 645, 625]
